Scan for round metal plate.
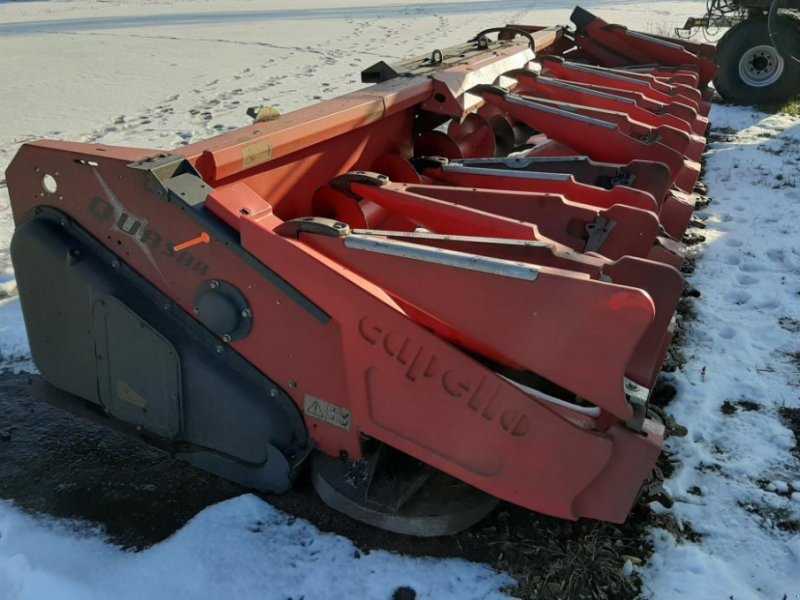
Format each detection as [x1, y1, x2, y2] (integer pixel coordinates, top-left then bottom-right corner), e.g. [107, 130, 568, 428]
[193, 279, 252, 341]
[738, 44, 785, 88]
[311, 447, 500, 537]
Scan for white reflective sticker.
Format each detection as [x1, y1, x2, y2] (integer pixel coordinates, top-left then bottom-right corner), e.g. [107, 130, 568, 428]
[304, 395, 352, 430]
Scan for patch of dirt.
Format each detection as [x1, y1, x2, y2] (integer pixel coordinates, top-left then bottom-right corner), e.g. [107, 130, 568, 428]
[0, 371, 670, 600]
[647, 512, 702, 544]
[0, 373, 244, 548]
[776, 519, 800, 534]
[696, 462, 724, 474]
[737, 501, 800, 535]
[756, 479, 795, 499]
[680, 256, 697, 275]
[737, 400, 761, 412]
[694, 195, 712, 210]
[722, 399, 762, 414]
[650, 378, 678, 408]
[777, 406, 800, 459]
[778, 317, 800, 334]
[682, 231, 706, 246]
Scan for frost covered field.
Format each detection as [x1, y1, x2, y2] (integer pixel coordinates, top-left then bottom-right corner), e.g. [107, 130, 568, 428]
[0, 1, 799, 599]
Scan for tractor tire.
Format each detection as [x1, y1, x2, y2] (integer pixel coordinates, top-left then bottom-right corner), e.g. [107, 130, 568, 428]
[713, 15, 800, 105]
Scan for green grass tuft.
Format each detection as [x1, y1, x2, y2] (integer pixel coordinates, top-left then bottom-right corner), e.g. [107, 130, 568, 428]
[758, 97, 800, 116]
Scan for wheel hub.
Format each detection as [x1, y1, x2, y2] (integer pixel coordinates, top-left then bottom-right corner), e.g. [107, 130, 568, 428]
[312, 443, 500, 536]
[739, 44, 785, 87]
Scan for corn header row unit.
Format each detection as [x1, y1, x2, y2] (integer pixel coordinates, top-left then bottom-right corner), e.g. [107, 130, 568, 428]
[8, 7, 719, 535]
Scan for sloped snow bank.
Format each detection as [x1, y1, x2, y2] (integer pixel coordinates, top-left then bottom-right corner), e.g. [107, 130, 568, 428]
[0, 494, 512, 600]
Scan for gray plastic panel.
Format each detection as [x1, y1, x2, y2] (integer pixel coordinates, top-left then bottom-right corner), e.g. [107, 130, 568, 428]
[93, 295, 181, 438]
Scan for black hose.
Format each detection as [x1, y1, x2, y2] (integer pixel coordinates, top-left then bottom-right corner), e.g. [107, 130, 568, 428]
[768, 0, 800, 64]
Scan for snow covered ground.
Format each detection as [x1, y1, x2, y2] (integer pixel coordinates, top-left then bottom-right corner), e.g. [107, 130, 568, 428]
[641, 106, 800, 599]
[0, 494, 511, 599]
[1, 1, 799, 599]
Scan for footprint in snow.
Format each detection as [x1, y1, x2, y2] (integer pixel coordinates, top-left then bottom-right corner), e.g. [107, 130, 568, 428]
[727, 290, 751, 305]
[766, 249, 786, 264]
[755, 297, 780, 310]
[738, 274, 759, 286]
[739, 261, 764, 273]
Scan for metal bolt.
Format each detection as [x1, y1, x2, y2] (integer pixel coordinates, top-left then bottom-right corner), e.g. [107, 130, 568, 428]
[111, 260, 120, 269]
[241, 308, 251, 318]
[222, 334, 232, 343]
[215, 345, 224, 354]
[269, 389, 278, 398]
[288, 380, 297, 389]
[209, 280, 220, 289]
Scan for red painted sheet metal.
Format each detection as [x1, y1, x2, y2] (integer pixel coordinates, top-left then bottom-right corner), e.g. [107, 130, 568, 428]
[7, 9, 714, 523]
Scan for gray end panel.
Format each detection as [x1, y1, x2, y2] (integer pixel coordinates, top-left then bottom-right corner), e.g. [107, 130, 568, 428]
[176, 445, 292, 493]
[9, 232, 101, 405]
[10, 210, 310, 493]
[93, 296, 181, 438]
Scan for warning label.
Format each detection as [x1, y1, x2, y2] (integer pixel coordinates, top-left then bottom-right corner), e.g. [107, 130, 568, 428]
[303, 395, 352, 430]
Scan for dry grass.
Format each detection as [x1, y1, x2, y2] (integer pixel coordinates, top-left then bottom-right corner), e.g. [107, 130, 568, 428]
[537, 528, 635, 600]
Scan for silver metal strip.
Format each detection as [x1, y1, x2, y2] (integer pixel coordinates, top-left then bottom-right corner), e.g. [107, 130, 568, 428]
[442, 163, 572, 180]
[626, 30, 684, 51]
[344, 235, 540, 281]
[537, 76, 636, 105]
[351, 229, 551, 249]
[456, 155, 591, 168]
[529, 94, 631, 118]
[506, 94, 618, 129]
[561, 61, 649, 87]
[620, 65, 667, 73]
